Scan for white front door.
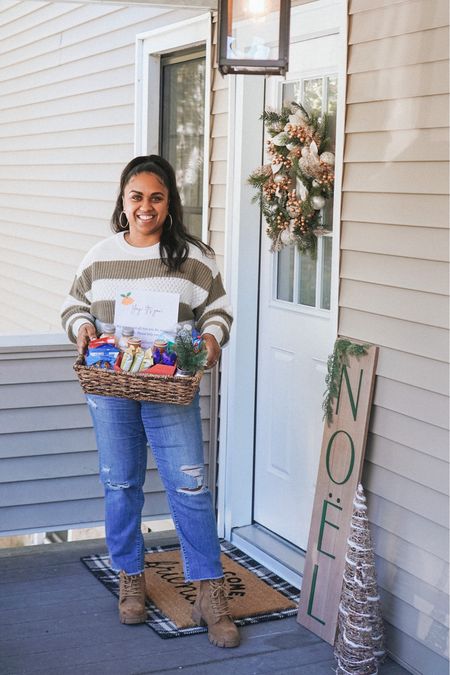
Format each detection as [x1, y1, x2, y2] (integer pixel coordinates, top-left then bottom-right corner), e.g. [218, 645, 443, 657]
[253, 2, 344, 551]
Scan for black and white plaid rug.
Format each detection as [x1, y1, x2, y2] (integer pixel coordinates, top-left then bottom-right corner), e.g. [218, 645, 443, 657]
[81, 540, 300, 639]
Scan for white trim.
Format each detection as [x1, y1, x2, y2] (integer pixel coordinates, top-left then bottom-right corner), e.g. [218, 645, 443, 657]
[0, 333, 71, 354]
[329, 1, 348, 331]
[268, 298, 332, 318]
[218, 0, 348, 545]
[135, 13, 213, 242]
[231, 528, 303, 589]
[217, 75, 265, 539]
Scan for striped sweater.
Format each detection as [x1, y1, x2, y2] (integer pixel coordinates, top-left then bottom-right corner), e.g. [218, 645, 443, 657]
[61, 233, 232, 346]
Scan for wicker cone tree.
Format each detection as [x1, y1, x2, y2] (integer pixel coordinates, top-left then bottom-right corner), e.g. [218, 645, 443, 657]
[335, 484, 386, 674]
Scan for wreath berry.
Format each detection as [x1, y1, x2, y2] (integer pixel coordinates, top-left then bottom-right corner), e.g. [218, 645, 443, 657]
[248, 102, 335, 255]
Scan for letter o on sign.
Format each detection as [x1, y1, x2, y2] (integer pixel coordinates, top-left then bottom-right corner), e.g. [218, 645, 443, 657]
[325, 430, 355, 485]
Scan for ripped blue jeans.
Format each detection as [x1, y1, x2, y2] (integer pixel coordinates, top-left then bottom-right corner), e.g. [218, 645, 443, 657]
[86, 393, 223, 580]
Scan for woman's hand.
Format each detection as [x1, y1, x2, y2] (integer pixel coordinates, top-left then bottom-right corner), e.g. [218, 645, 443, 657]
[202, 333, 221, 369]
[77, 322, 97, 355]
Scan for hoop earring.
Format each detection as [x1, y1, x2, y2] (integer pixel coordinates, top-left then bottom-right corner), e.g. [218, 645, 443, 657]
[166, 213, 173, 230]
[119, 211, 129, 229]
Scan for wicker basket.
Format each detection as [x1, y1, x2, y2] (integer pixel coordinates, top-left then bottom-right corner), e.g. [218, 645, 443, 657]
[73, 356, 202, 405]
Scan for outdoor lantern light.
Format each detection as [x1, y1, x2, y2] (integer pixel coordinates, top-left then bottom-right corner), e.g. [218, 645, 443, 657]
[218, 0, 291, 76]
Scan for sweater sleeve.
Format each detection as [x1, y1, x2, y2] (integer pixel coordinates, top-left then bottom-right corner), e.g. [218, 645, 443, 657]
[194, 256, 233, 347]
[61, 256, 96, 344]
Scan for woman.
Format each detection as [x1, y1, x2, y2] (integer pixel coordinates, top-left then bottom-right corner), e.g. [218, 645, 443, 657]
[61, 155, 238, 648]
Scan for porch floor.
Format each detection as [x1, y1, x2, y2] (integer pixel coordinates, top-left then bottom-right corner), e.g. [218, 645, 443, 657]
[0, 533, 409, 675]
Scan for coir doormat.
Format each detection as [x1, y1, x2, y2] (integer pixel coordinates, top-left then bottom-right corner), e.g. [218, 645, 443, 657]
[81, 541, 299, 639]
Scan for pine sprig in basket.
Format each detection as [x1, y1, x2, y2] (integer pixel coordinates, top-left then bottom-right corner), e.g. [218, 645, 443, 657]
[175, 327, 207, 374]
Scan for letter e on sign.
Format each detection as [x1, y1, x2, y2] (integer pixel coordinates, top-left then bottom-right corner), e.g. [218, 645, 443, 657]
[297, 339, 378, 644]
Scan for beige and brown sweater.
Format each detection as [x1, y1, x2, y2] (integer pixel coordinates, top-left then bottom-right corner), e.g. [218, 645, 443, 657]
[61, 233, 232, 346]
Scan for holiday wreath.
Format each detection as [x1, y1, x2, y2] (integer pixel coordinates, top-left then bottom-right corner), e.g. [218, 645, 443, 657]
[248, 102, 335, 254]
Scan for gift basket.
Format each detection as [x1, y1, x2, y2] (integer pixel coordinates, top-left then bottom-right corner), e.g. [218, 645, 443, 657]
[73, 325, 205, 405]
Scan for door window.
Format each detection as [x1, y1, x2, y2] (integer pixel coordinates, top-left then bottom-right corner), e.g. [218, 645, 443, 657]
[160, 49, 206, 239]
[274, 75, 337, 310]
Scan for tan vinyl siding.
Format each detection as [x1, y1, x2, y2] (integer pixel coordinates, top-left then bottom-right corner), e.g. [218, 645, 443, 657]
[343, 1, 449, 671]
[0, 1, 202, 335]
[344, 128, 449, 162]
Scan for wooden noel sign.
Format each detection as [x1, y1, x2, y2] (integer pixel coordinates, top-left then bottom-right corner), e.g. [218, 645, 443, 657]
[297, 339, 378, 644]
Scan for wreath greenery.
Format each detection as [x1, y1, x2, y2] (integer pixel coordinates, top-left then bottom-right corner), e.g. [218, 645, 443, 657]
[248, 101, 335, 255]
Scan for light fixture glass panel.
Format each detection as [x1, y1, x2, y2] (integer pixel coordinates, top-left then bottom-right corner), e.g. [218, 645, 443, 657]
[298, 251, 316, 307]
[227, 0, 281, 61]
[276, 245, 295, 302]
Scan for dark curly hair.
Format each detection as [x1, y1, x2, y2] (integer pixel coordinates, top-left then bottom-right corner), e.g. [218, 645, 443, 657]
[111, 155, 213, 270]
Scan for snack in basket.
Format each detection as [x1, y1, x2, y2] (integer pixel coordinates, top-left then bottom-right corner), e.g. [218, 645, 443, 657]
[89, 337, 116, 349]
[152, 338, 168, 356]
[85, 341, 120, 369]
[139, 348, 154, 372]
[147, 364, 177, 376]
[130, 349, 145, 373]
[153, 349, 177, 366]
[119, 338, 143, 372]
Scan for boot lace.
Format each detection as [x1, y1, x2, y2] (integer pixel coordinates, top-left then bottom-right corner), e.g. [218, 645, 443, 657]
[209, 579, 231, 619]
[122, 572, 143, 597]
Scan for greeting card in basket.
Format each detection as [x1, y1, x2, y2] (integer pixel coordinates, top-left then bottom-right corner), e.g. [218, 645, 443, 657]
[114, 290, 179, 349]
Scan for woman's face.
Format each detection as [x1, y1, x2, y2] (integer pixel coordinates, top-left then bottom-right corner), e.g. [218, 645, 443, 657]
[122, 171, 169, 247]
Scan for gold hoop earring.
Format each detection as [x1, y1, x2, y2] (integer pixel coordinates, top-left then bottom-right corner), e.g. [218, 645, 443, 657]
[119, 211, 129, 229]
[166, 214, 173, 230]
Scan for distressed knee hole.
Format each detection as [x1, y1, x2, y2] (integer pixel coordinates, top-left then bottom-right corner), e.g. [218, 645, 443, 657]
[106, 480, 130, 490]
[101, 466, 130, 490]
[177, 464, 207, 495]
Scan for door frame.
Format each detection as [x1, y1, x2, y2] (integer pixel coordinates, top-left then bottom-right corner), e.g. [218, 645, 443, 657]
[218, 0, 348, 568]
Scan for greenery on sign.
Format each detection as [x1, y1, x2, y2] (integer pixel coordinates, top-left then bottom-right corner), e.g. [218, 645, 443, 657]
[323, 339, 371, 424]
[175, 328, 207, 374]
[248, 101, 335, 255]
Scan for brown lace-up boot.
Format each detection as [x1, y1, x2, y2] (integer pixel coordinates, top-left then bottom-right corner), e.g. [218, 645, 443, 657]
[192, 578, 240, 648]
[118, 571, 147, 624]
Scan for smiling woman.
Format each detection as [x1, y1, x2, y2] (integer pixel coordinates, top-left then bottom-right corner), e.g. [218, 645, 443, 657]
[60, 154, 238, 649]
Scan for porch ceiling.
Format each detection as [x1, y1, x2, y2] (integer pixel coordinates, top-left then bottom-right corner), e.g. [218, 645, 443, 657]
[37, 0, 219, 7]
[26, 0, 316, 11]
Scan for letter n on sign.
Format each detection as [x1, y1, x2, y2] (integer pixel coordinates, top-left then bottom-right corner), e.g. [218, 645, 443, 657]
[297, 339, 378, 644]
